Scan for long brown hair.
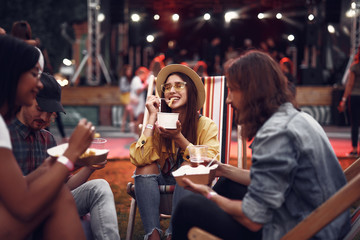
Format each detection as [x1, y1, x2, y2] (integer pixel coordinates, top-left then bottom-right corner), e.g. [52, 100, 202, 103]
[119, 64, 132, 83]
[158, 72, 199, 156]
[227, 50, 296, 140]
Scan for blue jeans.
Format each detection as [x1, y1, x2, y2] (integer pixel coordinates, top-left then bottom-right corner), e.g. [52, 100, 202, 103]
[133, 168, 195, 239]
[72, 179, 120, 240]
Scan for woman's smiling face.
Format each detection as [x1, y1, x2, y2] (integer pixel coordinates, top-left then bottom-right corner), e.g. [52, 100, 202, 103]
[16, 62, 43, 108]
[164, 74, 188, 113]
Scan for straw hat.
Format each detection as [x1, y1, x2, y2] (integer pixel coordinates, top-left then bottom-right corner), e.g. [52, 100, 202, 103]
[156, 64, 205, 110]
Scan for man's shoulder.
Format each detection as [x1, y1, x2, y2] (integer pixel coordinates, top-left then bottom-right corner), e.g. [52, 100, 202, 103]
[7, 118, 25, 135]
[7, 118, 19, 128]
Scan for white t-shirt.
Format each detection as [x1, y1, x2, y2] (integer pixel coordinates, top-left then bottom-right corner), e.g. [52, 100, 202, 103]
[0, 115, 12, 150]
[130, 76, 146, 118]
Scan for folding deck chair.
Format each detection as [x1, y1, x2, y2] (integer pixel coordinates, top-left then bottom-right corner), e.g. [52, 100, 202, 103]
[125, 76, 233, 240]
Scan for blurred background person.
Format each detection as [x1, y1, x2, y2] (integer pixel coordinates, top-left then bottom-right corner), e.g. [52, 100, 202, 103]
[243, 38, 254, 51]
[193, 60, 208, 77]
[225, 45, 239, 62]
[11, 20, 53, 73]
[130, 66, 149, 135]
[280, 57, 297, 98]
[205, 37, 222, 75]
[119, 64, 134, 132]
[338, 47, 360, 157]
[148, 55, 165, 96]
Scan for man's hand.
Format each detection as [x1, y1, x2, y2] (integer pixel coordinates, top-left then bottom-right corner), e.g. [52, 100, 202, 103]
[88, 160, 107, 170]
[182, 178, 212, 197]
[64, 119, 94, 163]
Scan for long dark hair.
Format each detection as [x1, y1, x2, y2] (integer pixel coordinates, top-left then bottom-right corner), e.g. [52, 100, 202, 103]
[120, 64, 133, 83]
[0, 35, 40, 120]
[158, 72, 199, 157]
[227, 50, 296, 140]
[11, 20, 32, 40]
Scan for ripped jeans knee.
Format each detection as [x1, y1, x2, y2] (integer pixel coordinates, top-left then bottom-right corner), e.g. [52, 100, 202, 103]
[133, 174, 162, 236]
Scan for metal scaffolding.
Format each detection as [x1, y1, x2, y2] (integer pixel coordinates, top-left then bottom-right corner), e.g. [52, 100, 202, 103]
[71, 0, 111, 86]
[342, 1, 360, 84]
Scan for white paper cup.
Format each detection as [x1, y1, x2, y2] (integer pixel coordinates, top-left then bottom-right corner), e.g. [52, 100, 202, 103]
[157, 112, 179, 129]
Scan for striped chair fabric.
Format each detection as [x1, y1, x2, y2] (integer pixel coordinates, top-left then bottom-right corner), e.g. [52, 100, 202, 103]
[201, 76, 233, 164]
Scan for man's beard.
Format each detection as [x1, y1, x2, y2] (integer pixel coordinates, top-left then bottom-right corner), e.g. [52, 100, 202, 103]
[31, 119, 47, 131]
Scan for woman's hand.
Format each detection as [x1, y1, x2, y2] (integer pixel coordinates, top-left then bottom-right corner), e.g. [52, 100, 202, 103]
[156, 120, 182, 140]
[338, 100, 346, 112]
[156, 121, 191, 150]
[64, 119, 94, 163]
[145, 95, 160, 115]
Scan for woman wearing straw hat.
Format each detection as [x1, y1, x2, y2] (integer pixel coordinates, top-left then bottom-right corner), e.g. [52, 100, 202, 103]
[129, 64, 220, 240]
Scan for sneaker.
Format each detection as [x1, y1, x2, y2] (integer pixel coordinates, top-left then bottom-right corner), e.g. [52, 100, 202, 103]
[347, 151, 359, 157]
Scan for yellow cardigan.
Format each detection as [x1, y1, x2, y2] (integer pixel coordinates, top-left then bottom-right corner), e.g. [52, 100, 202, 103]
[129, 116, 220, 169]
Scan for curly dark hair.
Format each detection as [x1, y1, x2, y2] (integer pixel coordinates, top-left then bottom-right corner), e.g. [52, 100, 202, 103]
[226, 50, 296, 140]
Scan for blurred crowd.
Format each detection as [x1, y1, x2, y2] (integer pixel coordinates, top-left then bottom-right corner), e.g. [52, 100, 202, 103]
[118, 36, 297, 133]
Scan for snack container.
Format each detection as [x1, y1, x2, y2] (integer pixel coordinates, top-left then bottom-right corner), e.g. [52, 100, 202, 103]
[157, 112, 179, 129]
[47, 143, 109, 166]
[172, 164, 218, 187]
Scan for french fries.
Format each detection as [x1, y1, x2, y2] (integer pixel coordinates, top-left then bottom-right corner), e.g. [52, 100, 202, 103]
[80, 149, 96, 158]
[168, 98, 175, 107]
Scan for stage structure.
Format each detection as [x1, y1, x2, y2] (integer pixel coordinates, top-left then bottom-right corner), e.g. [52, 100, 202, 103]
[71, 0, 111, 86]
[342, 0, 360, 84]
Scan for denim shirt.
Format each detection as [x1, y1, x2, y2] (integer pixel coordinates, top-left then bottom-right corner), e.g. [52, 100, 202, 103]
[242, 103, 350, 240]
